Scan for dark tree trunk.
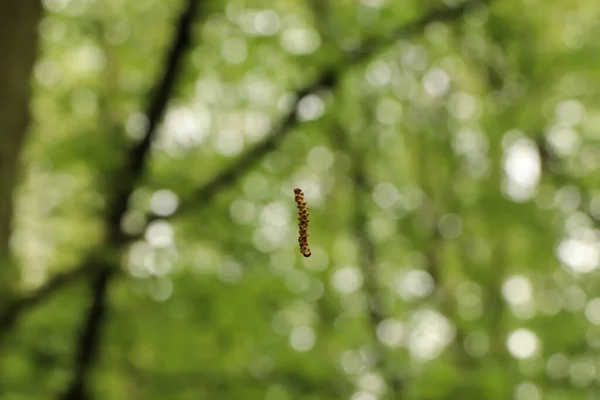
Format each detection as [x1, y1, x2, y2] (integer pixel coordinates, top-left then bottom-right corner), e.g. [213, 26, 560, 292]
[0, 1, 43, 292]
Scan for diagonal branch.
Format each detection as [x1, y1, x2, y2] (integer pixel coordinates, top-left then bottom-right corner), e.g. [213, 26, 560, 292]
[58, 1, 201, 399]
[0, 262, 89, 338]
[178, 70, 338, 210]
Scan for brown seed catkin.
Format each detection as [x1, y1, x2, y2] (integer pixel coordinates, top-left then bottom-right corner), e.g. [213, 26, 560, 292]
[294, 188, 311, 257]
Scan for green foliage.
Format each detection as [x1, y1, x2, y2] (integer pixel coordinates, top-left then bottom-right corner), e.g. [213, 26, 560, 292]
[2, 0, 600, 399]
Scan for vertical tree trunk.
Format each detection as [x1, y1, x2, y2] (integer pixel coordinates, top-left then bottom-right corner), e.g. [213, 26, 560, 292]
[0, 1, 42, 292]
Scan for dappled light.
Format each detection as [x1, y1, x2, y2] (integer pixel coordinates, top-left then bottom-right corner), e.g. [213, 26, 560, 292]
[507, 328, 539, 359]
[2, 0, 600, 399]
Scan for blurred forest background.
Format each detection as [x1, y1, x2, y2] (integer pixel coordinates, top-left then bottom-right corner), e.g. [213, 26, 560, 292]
[1, 0, 600, 399]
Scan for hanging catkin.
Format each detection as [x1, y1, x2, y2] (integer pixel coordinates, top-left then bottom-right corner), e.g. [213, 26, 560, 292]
[294, 188, 311, 257]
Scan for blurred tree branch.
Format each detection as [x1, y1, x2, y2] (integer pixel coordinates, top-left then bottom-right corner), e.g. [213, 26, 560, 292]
[0, 0, 42, 295]
[0, 261, 89, 336]
[58, 266, 112, 400]
[0, 0, 486, 348]
[332, 122, 405, 397]
[58, 0, 201, 399]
